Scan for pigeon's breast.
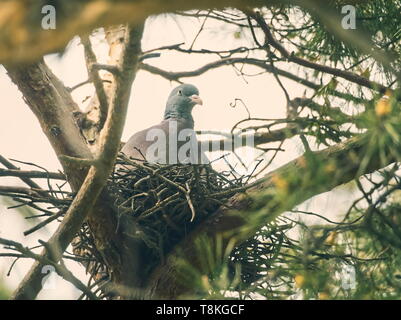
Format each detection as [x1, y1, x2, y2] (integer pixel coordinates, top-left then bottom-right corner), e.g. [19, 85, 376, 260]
[121, 119, 208, 165]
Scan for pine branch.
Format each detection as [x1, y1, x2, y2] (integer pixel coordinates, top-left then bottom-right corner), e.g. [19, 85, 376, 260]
[249, 12, 387, 92]
[148, 133, 396, 298]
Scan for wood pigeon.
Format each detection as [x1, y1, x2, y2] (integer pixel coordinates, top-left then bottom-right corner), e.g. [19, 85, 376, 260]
[121, 84, 209, 165]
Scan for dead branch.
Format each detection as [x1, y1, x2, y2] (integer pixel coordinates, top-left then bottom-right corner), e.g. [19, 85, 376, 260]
[0, 237, 98, 300]
[0, 155, 45, 190]
[0, 168, 65, 180]
[140, 59, 365, 103]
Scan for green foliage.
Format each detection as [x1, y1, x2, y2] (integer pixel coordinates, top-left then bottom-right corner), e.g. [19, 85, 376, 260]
[173, 86, 401, 301]
[269, 1, 400, 86]
[0, 283, 10, 300]
[297, 1, 399, 61]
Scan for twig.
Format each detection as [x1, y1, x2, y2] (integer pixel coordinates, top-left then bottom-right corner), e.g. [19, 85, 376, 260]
[10, 23, 145, 300]
[189, 10, 211, 50]
[81, 35, 110, 131]
[140, 58, 365, 103]
[0, 155, 44, 191]
[23, 210, 65, 236]
[91, 63, 120, 76]
[0, 168, 65, 180]
[249, 12, 386, 92]
[185, 182, 196, 222]
[0, 237, 98, 299]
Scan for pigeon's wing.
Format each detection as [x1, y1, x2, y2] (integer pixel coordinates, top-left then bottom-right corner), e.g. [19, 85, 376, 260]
[121, 119, 209, 165]
[121, 121, 169, 163]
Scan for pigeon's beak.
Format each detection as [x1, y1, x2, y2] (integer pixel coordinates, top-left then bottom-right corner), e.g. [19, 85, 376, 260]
[190, 94, 203, 106]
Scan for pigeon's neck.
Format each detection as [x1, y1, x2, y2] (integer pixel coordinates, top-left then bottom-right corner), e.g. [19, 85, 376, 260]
[164, 110, 194, 127]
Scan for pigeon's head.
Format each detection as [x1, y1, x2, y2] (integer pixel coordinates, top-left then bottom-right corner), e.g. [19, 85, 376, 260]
[164, 84, 203, 122]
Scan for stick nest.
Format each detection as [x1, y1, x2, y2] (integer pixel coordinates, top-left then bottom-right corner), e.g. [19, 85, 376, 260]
[110, 155, 244, 255]
[73, 154, 246, 288]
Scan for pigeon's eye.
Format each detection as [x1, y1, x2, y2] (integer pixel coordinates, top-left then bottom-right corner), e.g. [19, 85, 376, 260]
[178, 90, 183, 96]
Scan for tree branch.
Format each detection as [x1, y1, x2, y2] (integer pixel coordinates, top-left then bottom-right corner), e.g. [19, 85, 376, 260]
[81, 35, 109, 131]
[148, 133, 396, 298]
[0, 237, 97, 299]
[140, 58, 365, 103]
[0, 155, 45, 190]
[200, 124, 299, 151]
[6, 24, 145, 300]
[0, 0, 374, 66]
[249, 12, 387, 92]
[6, 61, 92, 191]
[0, 168, 65, 180]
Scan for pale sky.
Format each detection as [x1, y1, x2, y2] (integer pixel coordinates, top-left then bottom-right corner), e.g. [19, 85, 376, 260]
[0, 14, 357, 299]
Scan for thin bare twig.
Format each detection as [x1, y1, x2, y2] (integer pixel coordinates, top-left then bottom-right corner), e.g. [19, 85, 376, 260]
[0, 237, 98, 299]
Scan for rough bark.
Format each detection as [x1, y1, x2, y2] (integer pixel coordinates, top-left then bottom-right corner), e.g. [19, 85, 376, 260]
[5, 24, 145, 300]
[6, 61, 91, 191]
